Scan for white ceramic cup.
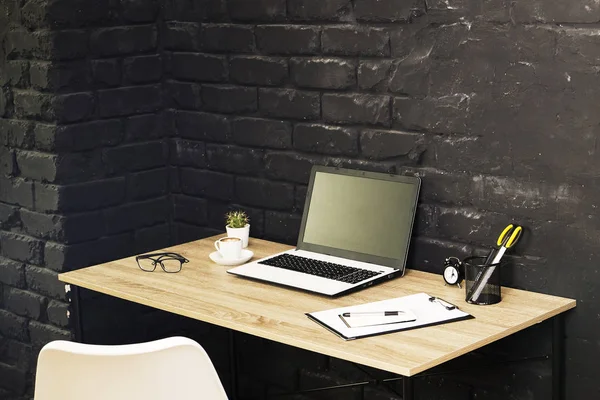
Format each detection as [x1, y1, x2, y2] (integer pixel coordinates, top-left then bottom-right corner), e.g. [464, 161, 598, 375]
[214, 237, 242, 260]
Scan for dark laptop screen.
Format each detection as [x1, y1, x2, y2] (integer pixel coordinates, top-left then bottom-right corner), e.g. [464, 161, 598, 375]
[298, 168, 420, 268]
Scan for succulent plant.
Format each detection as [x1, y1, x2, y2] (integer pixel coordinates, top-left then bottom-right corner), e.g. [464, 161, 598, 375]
[225, 210, 249, 229]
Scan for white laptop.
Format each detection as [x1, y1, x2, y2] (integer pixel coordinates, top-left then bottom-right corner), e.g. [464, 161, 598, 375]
[227, 166, 421, 296]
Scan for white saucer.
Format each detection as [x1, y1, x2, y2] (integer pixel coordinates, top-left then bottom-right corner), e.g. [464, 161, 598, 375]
[209, 249, 254, 266]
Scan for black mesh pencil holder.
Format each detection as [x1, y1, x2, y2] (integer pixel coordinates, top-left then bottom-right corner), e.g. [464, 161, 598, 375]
[463, 256, 505, 305]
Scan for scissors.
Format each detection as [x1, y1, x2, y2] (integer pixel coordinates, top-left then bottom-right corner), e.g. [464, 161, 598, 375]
[468, 224, 523, 302]
[482, 223, 523, 265]
[497, 224, 523, 250]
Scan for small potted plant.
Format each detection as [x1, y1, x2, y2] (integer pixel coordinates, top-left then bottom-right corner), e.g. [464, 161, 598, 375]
[225, 210, 250, 248]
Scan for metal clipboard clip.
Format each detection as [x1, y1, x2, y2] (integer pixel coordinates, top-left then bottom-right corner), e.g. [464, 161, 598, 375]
[428, 296, 457, 310]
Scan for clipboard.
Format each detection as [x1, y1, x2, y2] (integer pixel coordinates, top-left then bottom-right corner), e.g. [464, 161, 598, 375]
[306, 293, 473, 340]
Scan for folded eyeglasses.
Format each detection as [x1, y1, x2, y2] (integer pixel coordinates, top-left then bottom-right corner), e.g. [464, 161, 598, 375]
[135, 252, 189, 273]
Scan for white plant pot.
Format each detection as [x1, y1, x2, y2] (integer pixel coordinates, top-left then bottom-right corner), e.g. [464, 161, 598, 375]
[226, 224, 250, 248]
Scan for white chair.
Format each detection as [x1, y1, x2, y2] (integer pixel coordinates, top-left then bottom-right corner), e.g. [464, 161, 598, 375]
[34, 336, 229, 400]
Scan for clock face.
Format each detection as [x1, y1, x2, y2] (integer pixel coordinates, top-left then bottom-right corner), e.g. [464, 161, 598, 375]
[444, 266, 459, 285]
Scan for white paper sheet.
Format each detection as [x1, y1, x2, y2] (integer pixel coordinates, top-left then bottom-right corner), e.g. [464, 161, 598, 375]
[307, 292, 472, 340]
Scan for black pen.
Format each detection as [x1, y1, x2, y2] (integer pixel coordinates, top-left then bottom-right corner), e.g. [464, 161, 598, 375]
[341, 311, 405, 317]
[483, 248, 496, 265]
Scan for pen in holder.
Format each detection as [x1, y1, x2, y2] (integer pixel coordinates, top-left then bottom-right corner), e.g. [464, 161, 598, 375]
[464, 256, 504, 305]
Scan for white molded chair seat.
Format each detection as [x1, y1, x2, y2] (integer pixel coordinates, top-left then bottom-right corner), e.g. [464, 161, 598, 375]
[34, 336, 229, 400]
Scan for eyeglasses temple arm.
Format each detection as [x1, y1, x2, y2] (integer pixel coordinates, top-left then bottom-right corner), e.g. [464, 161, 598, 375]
[137, 252, 187, 259]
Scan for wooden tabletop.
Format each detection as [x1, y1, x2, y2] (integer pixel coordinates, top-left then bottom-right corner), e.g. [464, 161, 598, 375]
[59, 235, 576, 377]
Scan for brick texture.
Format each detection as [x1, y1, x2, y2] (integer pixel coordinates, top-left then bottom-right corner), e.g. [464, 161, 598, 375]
[0, 3, 174, 399]
[1, 0, 598, 399]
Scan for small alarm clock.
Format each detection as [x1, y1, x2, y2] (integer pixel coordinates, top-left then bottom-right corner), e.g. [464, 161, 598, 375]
[443, 257, 464, 288]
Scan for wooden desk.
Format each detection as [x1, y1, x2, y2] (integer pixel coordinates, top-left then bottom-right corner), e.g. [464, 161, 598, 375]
[59, 236, 575, 400]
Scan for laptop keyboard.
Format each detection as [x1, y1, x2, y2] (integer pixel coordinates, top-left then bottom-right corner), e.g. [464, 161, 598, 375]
[258, 254, 380, 284]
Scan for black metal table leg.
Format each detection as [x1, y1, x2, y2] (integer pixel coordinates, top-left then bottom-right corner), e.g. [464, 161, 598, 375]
[69, 285, 84, 343]
[552, 315, 564, 400]
[403, 376, 414, 400]
[229, 330, 239, 400]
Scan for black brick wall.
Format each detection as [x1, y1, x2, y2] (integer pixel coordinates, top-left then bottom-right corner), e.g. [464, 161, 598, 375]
[0, 0, 170, 397]
[1, 0, 600, 399]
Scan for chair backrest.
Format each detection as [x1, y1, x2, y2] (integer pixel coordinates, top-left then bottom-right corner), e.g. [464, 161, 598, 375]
[34, 336, 229, 400]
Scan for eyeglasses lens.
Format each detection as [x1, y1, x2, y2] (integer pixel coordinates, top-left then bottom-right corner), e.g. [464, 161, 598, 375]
[138, 258, 156, 272]
[162, 258, 182, 273]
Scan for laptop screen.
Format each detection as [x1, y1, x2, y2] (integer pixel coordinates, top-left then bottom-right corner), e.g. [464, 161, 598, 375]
[297, 167, 420, 269]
